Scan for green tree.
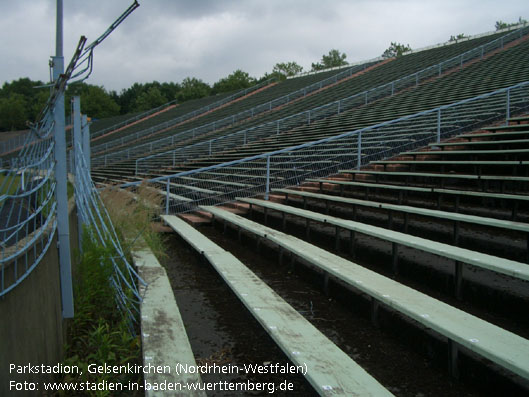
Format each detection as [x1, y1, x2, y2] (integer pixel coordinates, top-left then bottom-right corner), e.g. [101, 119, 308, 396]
[0, 93, 28, 131]
[66, 83, 120, 119]
[212, 70, 255, 95]
[382, 42, 412, 59]
[495, 17, 527, 31]
[0, 78, 46, 130]
[177, 77, 211, 102]
[449, 34, 469, 42]
[311, 49, 348, 71]
[117, 82, 147, 114]
[132, 86, 168, 112]
[270, 62, 303, 80]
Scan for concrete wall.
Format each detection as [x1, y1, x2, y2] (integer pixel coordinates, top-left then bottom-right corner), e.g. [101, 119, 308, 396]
[0, 200, 78, 396]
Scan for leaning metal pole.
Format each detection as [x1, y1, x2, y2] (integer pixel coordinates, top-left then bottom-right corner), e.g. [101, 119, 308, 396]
[54, 0, 74, 318]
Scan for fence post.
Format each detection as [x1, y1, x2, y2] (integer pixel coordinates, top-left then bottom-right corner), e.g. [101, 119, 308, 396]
[437, 108, 441, 142]
[265, 155, 271, 200]
[53, 0, 73, 319]
[357, 131, 362, 170]
[72, 96, 83, 250]
[82, 114, 90, 172]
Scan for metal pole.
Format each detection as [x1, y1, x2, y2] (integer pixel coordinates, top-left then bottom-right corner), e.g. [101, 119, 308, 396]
[506, 88, 511, 125]
[54, 0, 74, 318]
[357, 131, 362, 169]
[82, 114, 90, 171]
[437, 108, 441, 142]
[165, 179, 170, 215]
[265, 155, 271, 200]
[73, 96, 83, 250]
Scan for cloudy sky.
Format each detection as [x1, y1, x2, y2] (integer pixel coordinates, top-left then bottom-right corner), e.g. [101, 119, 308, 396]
[0, 0, 527, 92]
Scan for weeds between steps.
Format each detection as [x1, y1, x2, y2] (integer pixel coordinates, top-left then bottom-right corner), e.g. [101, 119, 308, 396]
[56, 182, 165, 396]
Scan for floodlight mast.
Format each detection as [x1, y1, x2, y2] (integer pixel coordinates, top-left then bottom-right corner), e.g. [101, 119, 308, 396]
[49, 0, 140, 319]
[53, 0, 74, 319]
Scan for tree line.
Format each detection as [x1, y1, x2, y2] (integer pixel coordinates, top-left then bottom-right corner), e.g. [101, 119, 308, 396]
[0, 48, 351, 132]
[1, 17, 525, 132]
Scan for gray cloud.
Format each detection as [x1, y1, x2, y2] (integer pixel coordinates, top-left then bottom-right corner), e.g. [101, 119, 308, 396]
[0, 0, 527, 92]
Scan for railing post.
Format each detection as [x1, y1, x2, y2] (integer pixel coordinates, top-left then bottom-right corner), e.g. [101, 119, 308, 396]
[265, 155, 271, 200]
[437, 108, 441, 143]
[165, 179, 170, 215]
[276, 120, 280, 135]
[391, 81, 395, 96]
[365, 92, 368, 105]
[357, 131, 362, 170]
[506, 88, 511, 125]
[209, 140, 212, 155]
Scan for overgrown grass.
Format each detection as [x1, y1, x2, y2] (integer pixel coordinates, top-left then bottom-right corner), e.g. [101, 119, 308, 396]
[56, 182, 166, 396]
[99, 181, 166, 259]
[57, 229, 142, 397]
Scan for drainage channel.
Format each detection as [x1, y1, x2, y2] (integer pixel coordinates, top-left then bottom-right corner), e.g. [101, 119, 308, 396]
[160, 234, 317, 396]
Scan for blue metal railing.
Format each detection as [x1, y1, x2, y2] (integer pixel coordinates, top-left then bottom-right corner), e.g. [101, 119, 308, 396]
[117, 81, 529, 214]
[91, 60, 378, 159]
[90, 77, 277, 153]
[97, 23, 529, 169]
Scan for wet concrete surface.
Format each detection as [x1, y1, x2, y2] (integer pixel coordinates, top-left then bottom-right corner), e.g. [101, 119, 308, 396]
[161, 235, 317, 396]
[159, 199, 529, 396]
